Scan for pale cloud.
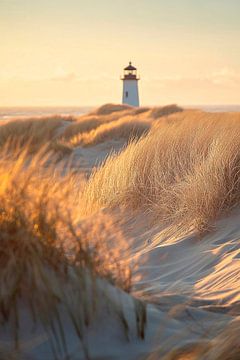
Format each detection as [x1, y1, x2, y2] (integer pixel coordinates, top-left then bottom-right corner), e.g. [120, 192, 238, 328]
[145, 67, 240, 88]
[1, 65, 240, 106]
[210, 67, 240, 85]
[51, 72, 77, 82]
[0, 67, 114, 83]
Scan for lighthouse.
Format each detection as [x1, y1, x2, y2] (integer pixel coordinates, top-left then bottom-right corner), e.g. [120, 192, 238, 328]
[121, 62, 140, 107]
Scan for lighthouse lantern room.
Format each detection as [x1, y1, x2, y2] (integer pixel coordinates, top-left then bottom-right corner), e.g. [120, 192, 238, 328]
[121, 62, 140, 107]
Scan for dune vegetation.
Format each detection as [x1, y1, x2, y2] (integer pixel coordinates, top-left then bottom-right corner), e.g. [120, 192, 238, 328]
[1, 104, 240, 359]
[0, 146, 146, 359]
[0, 116, 73, 155]
[0, 104, 182, 153]
[60, 104, 180, 147]
[68, 116, 151, 147]
[90, 103, 132, 115]
[150, 319, 240, 360]
[82, 110, 240, 232]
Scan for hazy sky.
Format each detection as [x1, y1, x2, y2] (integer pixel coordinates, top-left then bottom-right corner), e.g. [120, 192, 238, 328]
[1, 0, 240, 106]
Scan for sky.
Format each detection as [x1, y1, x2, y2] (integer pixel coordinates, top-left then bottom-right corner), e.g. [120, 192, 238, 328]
[1, 0, 240, 106]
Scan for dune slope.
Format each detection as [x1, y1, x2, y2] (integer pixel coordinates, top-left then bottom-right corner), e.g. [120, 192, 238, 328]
[1, 105, 240, 359]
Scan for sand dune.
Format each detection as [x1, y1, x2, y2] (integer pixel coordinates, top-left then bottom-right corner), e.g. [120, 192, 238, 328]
[1, 105, 240, 359]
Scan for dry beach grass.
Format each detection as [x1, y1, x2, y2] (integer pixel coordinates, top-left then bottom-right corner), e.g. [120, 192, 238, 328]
[60, 104, 181, 147]
[0, 116, 73, 155]
[82, 110, 240, 232]
[0, 146, 145, 359]
[1, 105, 240, 359]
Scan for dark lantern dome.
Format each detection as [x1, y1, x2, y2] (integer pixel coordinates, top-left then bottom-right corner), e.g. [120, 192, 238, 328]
[124, 61, 137, 71]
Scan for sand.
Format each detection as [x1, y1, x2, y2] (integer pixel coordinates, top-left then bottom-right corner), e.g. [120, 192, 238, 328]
[1, 113, 240, 359]
[69, 136, 240, 358]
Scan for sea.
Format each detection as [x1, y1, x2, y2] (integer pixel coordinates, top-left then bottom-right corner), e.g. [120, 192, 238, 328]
[0, 106, 94, 121]
[0, 105, 240, 121]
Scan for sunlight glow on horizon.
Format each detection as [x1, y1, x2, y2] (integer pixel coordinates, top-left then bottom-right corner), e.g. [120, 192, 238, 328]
[1, 0, 240, 106]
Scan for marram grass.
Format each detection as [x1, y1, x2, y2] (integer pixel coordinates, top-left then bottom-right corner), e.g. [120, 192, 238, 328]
[0, 117, 72, 155]
[0, 147, 146, 359]
[82, 110, 240, 232]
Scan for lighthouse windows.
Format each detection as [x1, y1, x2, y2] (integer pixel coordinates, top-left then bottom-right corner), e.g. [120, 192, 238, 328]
[125, 91, 128, 98]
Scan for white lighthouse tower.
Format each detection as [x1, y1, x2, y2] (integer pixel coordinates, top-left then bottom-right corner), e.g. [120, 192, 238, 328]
[121, 62, 140, 107]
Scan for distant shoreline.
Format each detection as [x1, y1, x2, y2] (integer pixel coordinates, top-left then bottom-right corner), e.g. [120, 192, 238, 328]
[1, 104, 240, 121]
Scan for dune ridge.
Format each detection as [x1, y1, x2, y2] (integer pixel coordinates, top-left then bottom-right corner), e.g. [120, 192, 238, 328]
[1, 104, 240, 359]
[83, 110, 240, 232]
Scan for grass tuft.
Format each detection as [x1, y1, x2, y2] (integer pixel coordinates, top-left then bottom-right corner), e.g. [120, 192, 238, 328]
[0, 117, 72, 155]
[81, 110, 240, 232]
[0, 148, 145, 358]
[91, 103, 132, 116]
